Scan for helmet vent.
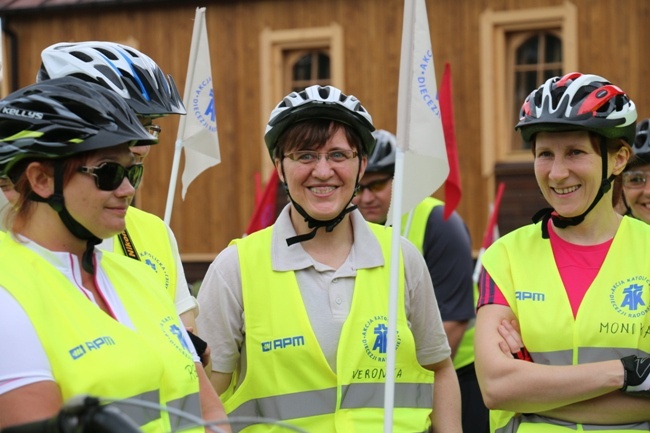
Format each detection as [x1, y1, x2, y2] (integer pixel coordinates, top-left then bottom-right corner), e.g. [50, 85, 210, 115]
[70, 51, 93, 63]
[92, 66, 125, 91]
[94, 47, 119, 61]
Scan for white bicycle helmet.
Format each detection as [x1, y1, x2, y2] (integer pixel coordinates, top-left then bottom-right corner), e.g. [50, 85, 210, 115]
[264, 85, 375, 159]
[37, 41, 186, 117]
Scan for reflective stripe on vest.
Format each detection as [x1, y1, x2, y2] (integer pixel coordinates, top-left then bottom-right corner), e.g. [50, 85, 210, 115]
[482, 218, 650, 433]
[496, 414, 650, 433]
[0, 236, 202, 433]
[111, 390, 161, 426]
[228, 224, 433, 432]
[168, 392, 203, 431]
[402, 197, 476, 370]
[229, 382, 433, 431]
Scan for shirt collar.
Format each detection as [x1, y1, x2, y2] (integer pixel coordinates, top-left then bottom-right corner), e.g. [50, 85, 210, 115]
[271, 204, 385, 271]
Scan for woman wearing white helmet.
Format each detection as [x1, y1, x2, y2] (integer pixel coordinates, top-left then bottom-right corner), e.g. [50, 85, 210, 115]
[196, 85, 461, 432]
[36, 41, 204, 355]
[475, 72, 650, 433]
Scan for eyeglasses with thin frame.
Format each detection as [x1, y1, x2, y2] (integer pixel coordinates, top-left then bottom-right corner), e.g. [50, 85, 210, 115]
[284, 149, 358, 164]
[357, 176, 393, 194]
[622, 171, 650, 189]
[78, 162, 145, 191]
[144, 124, 161, 140]
[0, 176, 12, 192]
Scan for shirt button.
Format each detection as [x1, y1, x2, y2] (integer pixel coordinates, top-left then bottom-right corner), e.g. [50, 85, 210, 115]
[336, 297, 342, 305]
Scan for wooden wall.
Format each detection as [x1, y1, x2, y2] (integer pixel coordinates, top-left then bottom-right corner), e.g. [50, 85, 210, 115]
[2, 0, 649, 268]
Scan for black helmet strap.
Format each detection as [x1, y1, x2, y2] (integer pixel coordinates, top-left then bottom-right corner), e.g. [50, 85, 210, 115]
[532, 136, 612, 238]
[28, 160, 102, 273]
[282, 157, 363, 246]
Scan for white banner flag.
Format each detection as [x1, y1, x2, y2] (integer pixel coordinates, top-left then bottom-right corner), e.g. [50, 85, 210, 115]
[388, 0, 449, 222]
[179, 7, 221, 199]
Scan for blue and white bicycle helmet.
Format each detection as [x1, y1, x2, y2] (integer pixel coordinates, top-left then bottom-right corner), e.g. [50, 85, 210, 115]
[37, 41, 186, 118]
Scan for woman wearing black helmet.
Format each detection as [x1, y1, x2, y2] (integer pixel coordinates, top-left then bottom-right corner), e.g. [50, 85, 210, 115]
[196, 85, 461, 432]
[475, 72, 650, 433]
[620, 119, 650, 224]
[0, 77, 229, 432]
[36, 41, 203, 348]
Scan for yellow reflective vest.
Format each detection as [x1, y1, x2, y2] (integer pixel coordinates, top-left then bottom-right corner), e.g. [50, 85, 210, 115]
[113, 206, 177, 301]
[224, 224, 434, 432]
[401, 197, 476, 370]
[482, 217, 650, 432]
[0, 235, 201, 433]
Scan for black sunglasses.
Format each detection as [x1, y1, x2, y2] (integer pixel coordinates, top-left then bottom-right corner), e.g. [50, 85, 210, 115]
[78, 162, 145, 191]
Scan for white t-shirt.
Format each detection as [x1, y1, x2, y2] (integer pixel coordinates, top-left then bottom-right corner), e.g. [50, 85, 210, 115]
[0, 235, 198, 396]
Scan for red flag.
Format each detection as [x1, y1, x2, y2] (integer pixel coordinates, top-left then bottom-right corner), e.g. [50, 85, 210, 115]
[482, 181, 506, 249]
[472, 181, 506, 283]
[440, 63, 461, 221]
[245, 170, 280, 235]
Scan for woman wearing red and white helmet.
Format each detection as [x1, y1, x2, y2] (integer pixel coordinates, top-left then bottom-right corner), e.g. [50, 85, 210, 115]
[197, 85, 462, 432]
[475, 72, 650, 433]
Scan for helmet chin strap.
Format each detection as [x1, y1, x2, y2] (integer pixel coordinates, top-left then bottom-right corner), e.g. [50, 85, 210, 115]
[532, 136, 612, 238]
[28, 160, 102, 273]
[282, 158, 362, 246]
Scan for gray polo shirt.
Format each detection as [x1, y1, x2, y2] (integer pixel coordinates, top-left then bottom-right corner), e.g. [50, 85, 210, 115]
[197, 205, 450, 376]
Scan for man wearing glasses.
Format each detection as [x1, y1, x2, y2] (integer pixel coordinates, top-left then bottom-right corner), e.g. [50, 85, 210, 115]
[352, 129, 488, 433]
[620, 118, 650, 224]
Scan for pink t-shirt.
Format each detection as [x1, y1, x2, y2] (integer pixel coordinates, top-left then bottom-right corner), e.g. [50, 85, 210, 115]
[477, 221, 613, 318]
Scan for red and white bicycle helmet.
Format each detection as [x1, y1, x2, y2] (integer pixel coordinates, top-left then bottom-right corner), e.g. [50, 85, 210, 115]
[38, 41, 186, 118]
[264, 85, 375, 160]
[516, 72, 637, 145]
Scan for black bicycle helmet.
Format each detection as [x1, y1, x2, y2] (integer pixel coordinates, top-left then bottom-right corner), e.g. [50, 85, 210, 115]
[518, 72, 638, 237]
[366, 129, 396, 174]
[37, 41, 186, 118]
[629, 118, 650, 167]
[0, 77, 157, 178]
[264, 85, 375, 160]
[0, 76, 157, 273]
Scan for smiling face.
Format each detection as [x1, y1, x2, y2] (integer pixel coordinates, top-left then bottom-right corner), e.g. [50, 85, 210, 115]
[534, 131, 628, 219]
[352, 172, 393, 224]
[275, 121, 366, 224]
[622, 162, 650, 224]
[64, 143, 137, 239]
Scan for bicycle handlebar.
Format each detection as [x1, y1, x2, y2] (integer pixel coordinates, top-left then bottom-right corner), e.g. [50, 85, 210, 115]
[2, 396, 143, 433]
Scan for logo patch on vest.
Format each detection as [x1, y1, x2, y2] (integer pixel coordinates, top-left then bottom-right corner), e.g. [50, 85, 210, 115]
[160, 316, 194, 360]
[261, 335, 305, 352]
[68, 336, 115, 360]
[141, 250, 170, 289]
[361, 316, 401, 362]
[609, 276, 650, 319]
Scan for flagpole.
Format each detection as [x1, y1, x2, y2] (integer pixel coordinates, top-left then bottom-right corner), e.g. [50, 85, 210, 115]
[164, 139, 183, 225]
[164, 7, 204, 225]
[384, 0, 417, 430]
